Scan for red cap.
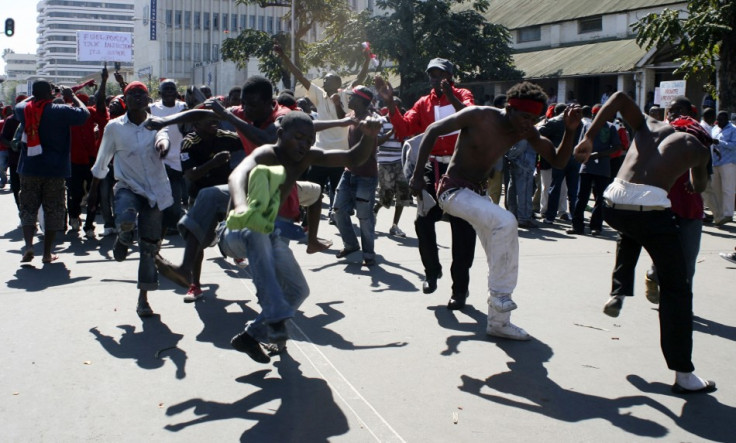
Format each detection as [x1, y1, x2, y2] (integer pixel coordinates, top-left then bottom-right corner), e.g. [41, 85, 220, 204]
[15, 94, 28, 103]
[592, 104, 602, 115]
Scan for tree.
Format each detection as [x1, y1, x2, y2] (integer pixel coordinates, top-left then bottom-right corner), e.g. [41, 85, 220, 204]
[361, 0, 522, 103]
[633, 0, 736, 111]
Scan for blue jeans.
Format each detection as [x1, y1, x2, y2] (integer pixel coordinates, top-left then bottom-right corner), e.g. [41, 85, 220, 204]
[333, 171, 378, 260]
[220, 224, 309, 343]
[545, 157, 579, 221]
[114, 188, 163, 291]
[162, 166, 185, 230]
[178, 184, 230, 246]
[506, 149, 536, 222]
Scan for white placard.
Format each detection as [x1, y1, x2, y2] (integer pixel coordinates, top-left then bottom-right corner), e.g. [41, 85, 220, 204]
[77, 31, 133, 62]
[658, 80, 686, 106]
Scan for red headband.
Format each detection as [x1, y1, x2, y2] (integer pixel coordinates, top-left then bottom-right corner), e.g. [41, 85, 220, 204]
[508, 98, 544, 116]
[124, 81, 149, 95]
[351, 87, 373, 102]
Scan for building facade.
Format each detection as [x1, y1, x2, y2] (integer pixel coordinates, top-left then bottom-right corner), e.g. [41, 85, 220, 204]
[36, 0, 135, 85]
[2, 52, 37, 82]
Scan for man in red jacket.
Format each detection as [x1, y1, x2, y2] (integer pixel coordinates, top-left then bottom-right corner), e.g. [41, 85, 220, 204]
[376, 59, 476, 310]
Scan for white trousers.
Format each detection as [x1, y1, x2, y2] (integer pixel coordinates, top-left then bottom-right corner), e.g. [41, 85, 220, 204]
[539, 168, 568, 215]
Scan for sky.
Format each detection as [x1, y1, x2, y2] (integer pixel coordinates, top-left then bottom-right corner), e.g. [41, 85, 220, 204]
[1, 2, 40, 75]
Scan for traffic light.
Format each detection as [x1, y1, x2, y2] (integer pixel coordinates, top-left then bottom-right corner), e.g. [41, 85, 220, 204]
[4, 18, 14, 37]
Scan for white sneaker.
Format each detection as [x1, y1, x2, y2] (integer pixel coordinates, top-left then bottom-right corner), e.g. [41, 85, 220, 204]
[102, 227, 117, 237]
[389, 224, 406, 237]
[70, 218, 80, 231]
[84, 228, 95, 239]
[489, 295, 517, 313]
[486, 322, 531, 341]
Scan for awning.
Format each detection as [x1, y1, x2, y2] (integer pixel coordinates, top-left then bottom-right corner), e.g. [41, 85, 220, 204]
[513, 39, 648, 79]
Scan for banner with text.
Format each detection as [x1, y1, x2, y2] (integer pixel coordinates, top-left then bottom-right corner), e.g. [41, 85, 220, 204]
[77, 31, 133, 62]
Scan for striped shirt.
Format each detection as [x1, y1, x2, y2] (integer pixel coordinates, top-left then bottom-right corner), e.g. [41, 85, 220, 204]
[376, 116, 403, 164]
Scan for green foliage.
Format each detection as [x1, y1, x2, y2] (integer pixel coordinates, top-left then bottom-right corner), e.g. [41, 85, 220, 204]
[632, 1, 734, 88]
[221, 29, 289, 85]
[366, 0, 521, 102]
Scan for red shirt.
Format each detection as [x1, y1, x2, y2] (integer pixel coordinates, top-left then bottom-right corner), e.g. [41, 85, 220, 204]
[668, 173, 703, 220]
[389, 85, 474, 156]
[230, 102, 291, 155]
[70, 105, 109, 164]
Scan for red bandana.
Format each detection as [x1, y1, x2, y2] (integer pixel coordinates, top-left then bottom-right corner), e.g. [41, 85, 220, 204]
[508, 98, 544, 116]
[670, 116, 713, 147]
[24, 99, 52, 149]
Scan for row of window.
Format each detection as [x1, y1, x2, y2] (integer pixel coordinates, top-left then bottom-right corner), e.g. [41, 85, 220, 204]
[517, 16, 603, 43]
[46, 12, 134, 21]
[164, 10, 285, 33]
[166, 42, 220, 62]
[44, 1, 133, 9]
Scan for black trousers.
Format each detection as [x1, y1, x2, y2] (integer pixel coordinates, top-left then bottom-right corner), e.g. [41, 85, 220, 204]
[415, 160, 476, 296]
[605, 206, 694, 372]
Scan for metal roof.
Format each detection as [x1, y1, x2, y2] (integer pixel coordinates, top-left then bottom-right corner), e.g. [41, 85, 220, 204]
[478, 0, 684, 29]
[513, 38, 648, 78]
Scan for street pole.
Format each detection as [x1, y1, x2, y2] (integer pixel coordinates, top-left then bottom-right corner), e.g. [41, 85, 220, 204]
[290, 1, 295, 90]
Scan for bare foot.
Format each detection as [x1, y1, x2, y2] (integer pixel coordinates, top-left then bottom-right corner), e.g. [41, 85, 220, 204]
[307, 237, 333, 254]
[155, 254, 190, 288]
[21, 249, 35, 263]
[42, 254, 59, 263]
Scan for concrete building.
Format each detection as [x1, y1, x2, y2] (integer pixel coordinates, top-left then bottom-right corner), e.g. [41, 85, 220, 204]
[36, 0, 135, 85]
[132, 0, 378, 95]
[466, 0, 704, 111]
[2, 52, 37, 82]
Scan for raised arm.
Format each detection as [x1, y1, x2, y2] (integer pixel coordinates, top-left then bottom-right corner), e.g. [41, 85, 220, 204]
[310, 116, 382, 168]
[209, 99, 278, 148]
[274, 42, 311, 91]
[144, 109, 216, 131]
[575, 92, 643, 163]
[349, 49, 372, 89]
[531, 105, 582, 169]
[312, 117, 354, 132]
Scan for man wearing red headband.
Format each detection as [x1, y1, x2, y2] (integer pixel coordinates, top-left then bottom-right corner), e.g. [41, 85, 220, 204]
[375, 58, 477, 310]
[574, 91, 715, 394]
[88, 80, 173, 318]
[410, 81, 581, 341]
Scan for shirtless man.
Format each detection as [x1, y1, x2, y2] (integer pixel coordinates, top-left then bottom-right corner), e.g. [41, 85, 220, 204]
[410, 82, 581, 340]
[224, 111, 381, 363]
[574, 91, 715, 394]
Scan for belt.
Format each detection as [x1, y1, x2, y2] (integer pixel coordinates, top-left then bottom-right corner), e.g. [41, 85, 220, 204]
[604, 199, 668, 212]
[429, 155, 452, 164]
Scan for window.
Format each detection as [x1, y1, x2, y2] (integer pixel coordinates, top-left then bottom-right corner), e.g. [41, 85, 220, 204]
[175, 10, 182, 28]
[175, 42, 182, 60]
[213, 44, 219, 60]
[277, 19, 282, 32]
[213, 13, 219, 30]
[232, 15, 238, 31]
[258, 16, 264, 31]
[194, 43, 201, 61]
[204, 13, 210, 30]
[203, 43, 211, 61]
[223, 14, 228, 30]
[166, 42, 172, 60]
[517, 26, 541, 43]
[194, 12, 200, 29]
[578, 16, 602, 34]
[165, 10, 172, 28]
[267, 17, 273, 33]
[249, 15, 256, 29]
[184, 11, 191, 29]
[184, 42, 191, 60]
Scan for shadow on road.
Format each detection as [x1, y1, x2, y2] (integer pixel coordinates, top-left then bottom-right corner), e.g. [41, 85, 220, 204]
[7, 261, 91, 292]
[89, 314, 188, 379]
[458, 337, 672, 438]
[164, 352, 349, 441]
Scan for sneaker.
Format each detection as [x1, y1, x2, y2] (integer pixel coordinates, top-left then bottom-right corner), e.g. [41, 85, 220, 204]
[565, 228, 584, 235]
[389, 224, 406, 237]
[644, 275, 660, 304]
[489, 295, 517, 313]
[720, 251, 736, 265]
[102, 227, 117, 237]
[542, 218, 554, 225]
[590, 229, 602, 236]
[113, 238, 129, 262]
[559, 213, 572, 221]
[603, 295, 624, 317]
[486, 322, 531, 341]
[234, 257, 249, 268]
[69, 218, 80, 231]
[518, 219, 538, 229]
[183, 284, 203, 303]
[84, 228, 95, 239]
[231, 331, 270, 363]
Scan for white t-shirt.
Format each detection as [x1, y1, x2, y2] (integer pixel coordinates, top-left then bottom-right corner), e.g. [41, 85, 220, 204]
[307, 83, 350, 151]
[150, 100, 187, 171]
